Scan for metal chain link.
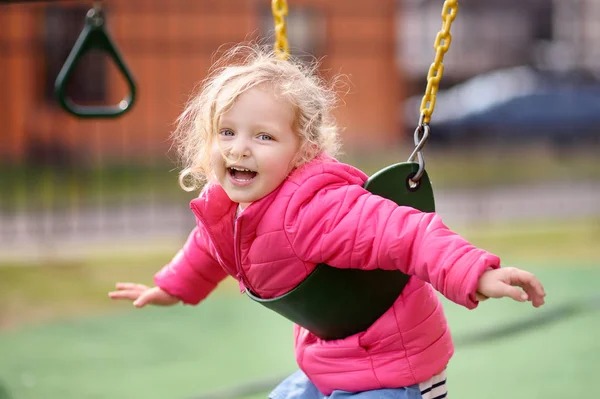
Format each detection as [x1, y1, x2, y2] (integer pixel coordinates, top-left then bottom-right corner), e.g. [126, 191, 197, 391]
[271, 0, 290, 60]
[409, 0, 458, 184]
[419, 0, 458, 124]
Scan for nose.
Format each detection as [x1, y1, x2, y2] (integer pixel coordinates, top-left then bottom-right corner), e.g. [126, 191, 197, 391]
[228, 136, 251, 159]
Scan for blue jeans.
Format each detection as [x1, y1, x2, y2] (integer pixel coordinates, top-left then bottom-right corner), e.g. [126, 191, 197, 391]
[269, 370, 431, 399]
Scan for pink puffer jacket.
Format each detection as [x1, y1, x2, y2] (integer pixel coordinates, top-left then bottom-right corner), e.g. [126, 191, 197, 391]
[154, 154, 500, 395]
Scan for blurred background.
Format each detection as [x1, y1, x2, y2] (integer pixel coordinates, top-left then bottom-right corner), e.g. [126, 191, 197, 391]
[0, 0, 598, 398]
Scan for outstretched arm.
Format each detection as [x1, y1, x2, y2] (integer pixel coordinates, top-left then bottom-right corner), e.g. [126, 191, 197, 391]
[286, 183, 503, 308]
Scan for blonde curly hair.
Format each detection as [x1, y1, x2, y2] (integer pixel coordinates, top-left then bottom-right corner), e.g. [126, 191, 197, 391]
[172, 43, 342, 191]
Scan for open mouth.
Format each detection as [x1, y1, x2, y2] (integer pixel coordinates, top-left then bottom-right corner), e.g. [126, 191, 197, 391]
[228, 166, 258, 182]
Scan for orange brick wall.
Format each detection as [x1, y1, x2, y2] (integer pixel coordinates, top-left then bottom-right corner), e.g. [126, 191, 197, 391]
[0, 0, 402, 163]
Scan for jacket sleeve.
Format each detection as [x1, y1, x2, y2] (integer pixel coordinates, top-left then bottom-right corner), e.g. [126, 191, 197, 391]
[154, 225, 228, 305]
[285, 183, 500, 309]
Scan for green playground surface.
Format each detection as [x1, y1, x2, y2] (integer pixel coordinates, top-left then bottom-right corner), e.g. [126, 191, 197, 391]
[0, 221, 598, 399]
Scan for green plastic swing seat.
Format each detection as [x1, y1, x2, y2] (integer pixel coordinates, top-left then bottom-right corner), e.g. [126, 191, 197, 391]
[246, 162, 435, 341]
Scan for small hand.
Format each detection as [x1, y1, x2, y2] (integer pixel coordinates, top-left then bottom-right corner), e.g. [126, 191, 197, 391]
[476, 267, 546, 307]
[108, 283, 180, 308]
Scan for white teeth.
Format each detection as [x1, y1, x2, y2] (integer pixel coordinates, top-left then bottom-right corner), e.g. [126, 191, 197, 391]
[230, 167, 253, 172]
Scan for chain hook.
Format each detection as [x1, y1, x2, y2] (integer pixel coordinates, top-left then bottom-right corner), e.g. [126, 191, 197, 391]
[407, 114, 430, 186]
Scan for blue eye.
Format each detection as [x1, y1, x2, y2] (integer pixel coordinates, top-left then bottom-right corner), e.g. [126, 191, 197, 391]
[258, 134, 273, 141]
[220, 129, 235, 136]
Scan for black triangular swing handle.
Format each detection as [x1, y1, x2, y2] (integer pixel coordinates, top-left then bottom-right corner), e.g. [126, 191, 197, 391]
[54, 7, 136, 118]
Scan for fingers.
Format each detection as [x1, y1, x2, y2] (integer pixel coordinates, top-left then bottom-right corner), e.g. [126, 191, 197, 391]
[509, 269, 544, 294]
[524, 285, 546, 308]
[507, 268, 547, 307]
[114, 282, 149, 291]
[497, 284, 529, 303]
[108, 282, 149, 302]
[108, 290, 143, 301]
[133, 288, 157, 308]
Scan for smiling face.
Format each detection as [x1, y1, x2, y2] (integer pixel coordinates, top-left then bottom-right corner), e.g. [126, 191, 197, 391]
[210, 85, 301, 210]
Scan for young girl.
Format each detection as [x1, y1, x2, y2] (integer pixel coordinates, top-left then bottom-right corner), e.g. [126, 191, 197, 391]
[109, 44, 546, 399]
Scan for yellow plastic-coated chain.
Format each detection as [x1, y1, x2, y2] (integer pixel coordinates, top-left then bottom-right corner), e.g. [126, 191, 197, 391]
[419, 0, 458, 124]
[272, 0, 290, 60]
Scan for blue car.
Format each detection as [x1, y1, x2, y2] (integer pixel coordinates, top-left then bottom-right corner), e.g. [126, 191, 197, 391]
[403, 66, 600, 147]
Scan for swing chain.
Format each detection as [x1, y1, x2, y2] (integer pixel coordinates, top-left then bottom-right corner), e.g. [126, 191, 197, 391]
[409, 0, 458, 184]
[418, 0, 458, 125]
[272, 0, 290, 60]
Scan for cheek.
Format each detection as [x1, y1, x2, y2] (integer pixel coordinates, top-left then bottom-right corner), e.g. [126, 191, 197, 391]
[209, 146, 225, 173]
[264, 153, 298, 180]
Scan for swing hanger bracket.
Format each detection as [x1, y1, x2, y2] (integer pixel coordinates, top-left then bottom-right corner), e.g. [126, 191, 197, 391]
[407, 114, 430, 185]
